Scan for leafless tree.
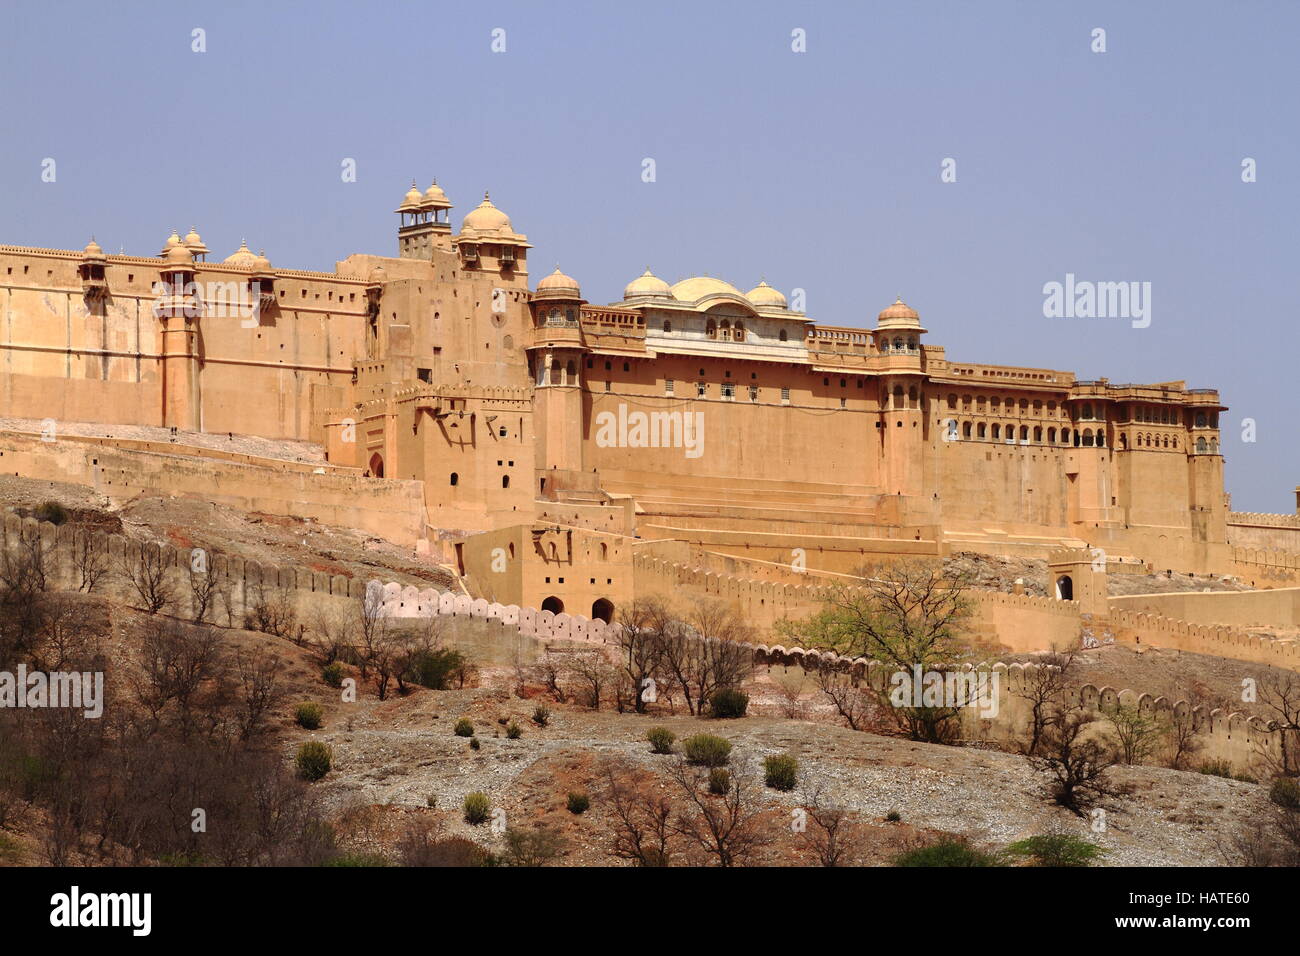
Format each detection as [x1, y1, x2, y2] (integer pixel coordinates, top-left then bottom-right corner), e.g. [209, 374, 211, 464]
[119, 543, 173, 614]
[245, 581, 297, 639]
[601, 759, 677, 866]
[188, 560, 225, 625]
[814, 666, 877, 731]
[667, 757, 765, 867]
[306, 604, 356, 666]
[569, 649, 615, 709]
[1014, 651, 1076, 756]
[1255, 670, 1300, 777]
[72, 532, 108, 593]
[799, 784, 859, 867]
[234, 651, 284, 740]
[1031, 706, 1121, 816]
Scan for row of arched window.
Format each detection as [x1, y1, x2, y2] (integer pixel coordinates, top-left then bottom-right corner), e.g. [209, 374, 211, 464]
[954, 422, 1089, 445]
[946, 394, 1067, 418]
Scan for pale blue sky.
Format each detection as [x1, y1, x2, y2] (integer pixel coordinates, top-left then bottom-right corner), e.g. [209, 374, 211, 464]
[1, 0, 1295, 510]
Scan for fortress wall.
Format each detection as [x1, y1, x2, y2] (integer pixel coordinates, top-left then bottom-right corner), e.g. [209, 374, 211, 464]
[2, 513, 374, 629]
[1229, 512, 1300, 553]
[1230, 545, 1300, 585]
[630, 552, 1084, 650]
[1109, 588, 1300, 628]
[1110, 607, 1300, 670]
[10, 512, 1273, 775]
[0, 430, 426, 546]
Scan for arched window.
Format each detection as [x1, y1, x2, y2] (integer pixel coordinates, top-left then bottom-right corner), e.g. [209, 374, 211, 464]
[963, 421, 972, 438]
[1096, 430, 1105, 447]
[892, 337, 903, 350]
[1055, 576, 1073, 601]
[1210, 438, 1219, 452]
[947, 394, 957, 410]
[1196, 437, 1207, 453]
[706, 319, 717, 338]
[368, 453, 384, 478]
[502, 475, 510, 488]
[719, 319, 731, 340]
[977, 423, 987, 439]
[663, 319, 672, 333]
[599, 542, 608, 560]
[591, 598, 614, 623]
[1196, 412, 1207, 428]
[508, 542, 515, 559]
[779, 329, 788, 342]
[1048, 427, 1056, 443]
[1062, 428, 1071, 444]
[450, 472, 459, 486]
[1033, 426, 1042, 442]
[908, 337, 917, 350]
[1020, 426, 1029, 442]
[734, 321, 745, 341]
[992, 424, 1001, 441]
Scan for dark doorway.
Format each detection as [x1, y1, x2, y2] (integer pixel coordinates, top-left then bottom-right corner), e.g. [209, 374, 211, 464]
[541, 596, 564, 614]
[1056, 575, 1073, 601]
[591, 598, 614, 623]
[368, 453, 384, 478]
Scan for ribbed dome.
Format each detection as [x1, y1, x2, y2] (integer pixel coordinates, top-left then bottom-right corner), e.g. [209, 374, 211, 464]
[159, 230, 183, 257]
[397, 180, 423, 212]
[670, 276, 743, 302]
[164, 243, 195, 267]
[183, 226, 209, 256]
[623, 268, 672, 299]
[253, 249, 273, 273]
[536, 265, 580, 295]
[82, 237, 105, 260]
[878, 296, 920, 323]
[746, 280, 787, 309]
[422, 180, 451, 208]
[223, 239, 259, 269]
[462, 192, 512, 234]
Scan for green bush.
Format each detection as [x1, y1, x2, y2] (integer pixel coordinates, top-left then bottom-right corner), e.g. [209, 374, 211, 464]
[505, 720, 523, 740]
[463, 792, 491, 826]
[682, 733, 731, 767]
[646, 727, 676, 755]
[566, 791, 590, 814]
[1005, 834, 1105, 867]
[709, 687, 749, 719]
[453, 717, 475, 737]
[885, 810, 902, 822]
[708, 767, 731, 795]
[406, 647, 467, 690]
[763, 753, 798, 791]
[295, 701, 323, 730]
[532, 704, 551, 727]
[893, 838, 998, 867]
[1199, 759, 1234, 778]
[35, 501, 68, 525]
[321, 662, 345, 688]
[295, 741, 332, 781]
[1270, 777, 1300, 809]
[469, 737, 480, 750]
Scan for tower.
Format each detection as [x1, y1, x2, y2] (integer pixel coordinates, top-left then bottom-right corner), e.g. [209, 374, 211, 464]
[395, 180, 454, 259]
[873, 297, 927, 497]
[155, 240, 200, 430]
[528, 267, 587, 476]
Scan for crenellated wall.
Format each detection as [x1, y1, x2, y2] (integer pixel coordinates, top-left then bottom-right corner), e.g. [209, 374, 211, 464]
[631, 552, 1083, 650]
[0, 430, 427, 546]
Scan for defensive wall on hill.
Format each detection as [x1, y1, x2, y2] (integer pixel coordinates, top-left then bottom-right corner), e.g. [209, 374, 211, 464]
[0, 429, 426, 546]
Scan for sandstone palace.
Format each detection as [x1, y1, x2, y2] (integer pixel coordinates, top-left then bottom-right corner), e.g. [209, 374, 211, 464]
[1, 179, 1295, 632]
